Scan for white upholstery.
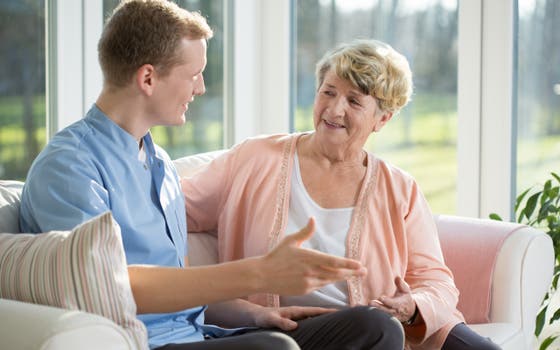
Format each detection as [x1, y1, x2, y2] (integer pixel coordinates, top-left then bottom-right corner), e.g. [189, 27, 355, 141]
[0, 151, 554, 350]
[0, 299, 134, 350]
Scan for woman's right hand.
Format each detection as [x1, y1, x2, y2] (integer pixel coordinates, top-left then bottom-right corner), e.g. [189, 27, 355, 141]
[259, 217, 367, 295]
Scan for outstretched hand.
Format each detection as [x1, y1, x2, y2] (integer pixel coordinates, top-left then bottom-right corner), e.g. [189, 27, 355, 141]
[260, 217, 367, 296]
[370, 276, 417, 323]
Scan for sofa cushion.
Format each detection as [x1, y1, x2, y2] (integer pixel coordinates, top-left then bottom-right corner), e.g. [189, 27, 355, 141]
[173, 149, 226, 178]
[0, 212, 148, 349]
[0, 180, 23, 233]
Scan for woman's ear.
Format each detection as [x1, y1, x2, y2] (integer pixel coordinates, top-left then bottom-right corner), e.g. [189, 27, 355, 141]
[372, 111, 394, 132]
[136, 64, 156, 96]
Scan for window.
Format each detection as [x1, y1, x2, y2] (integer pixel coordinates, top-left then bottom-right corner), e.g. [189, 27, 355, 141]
[0, 1, 46, 180]
[103, 0, 226, 158]
[294, 0, 458, 214]
[516, 0, 560, 194]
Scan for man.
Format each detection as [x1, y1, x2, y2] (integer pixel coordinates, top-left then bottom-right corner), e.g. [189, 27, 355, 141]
[20, 1, 403, 349]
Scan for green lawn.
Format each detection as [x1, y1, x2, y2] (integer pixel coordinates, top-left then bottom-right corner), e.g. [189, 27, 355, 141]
[1, 93, 558, 216]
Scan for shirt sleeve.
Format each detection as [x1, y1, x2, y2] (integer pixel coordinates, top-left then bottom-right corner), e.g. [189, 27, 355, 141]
[20, 148, 110, 233]
[403, 181, 460, 344]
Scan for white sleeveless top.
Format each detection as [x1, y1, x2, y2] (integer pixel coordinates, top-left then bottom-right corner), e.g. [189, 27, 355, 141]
[280, 152, 353, 307]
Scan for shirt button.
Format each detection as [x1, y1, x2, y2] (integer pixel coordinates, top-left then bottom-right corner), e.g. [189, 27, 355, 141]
[143, 164, 148, 170]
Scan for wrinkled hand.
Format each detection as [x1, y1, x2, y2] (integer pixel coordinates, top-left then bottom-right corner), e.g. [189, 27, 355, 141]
[253, 305, 336, 331]
[261, 217, 366, 296]
[370, 277, 416, 323]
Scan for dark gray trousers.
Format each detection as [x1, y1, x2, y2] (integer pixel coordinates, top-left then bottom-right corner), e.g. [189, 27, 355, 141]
[155, 306, 403, 350]
[442, 323, 502, 350]
[156, 307, 501, 350]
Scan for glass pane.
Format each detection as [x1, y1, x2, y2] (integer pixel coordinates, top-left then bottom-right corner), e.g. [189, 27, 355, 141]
[0, 1, 46, 181]
[103, 0, 225, 157]
[294, 0, 458, 214]
[517, 0, 560, 194]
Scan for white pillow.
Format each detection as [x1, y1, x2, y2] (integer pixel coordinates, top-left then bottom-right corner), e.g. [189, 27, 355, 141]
[0, 180, 23, 233]
[0, 212, 148, 350]
[173, 149, 226, 178]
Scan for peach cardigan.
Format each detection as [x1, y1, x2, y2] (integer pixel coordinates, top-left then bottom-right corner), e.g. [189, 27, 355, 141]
[182, 133, 464, 349]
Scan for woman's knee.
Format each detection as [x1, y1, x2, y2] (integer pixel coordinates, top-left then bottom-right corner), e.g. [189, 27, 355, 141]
[442, 323, 501, 350]
[339, 306, 405, 347]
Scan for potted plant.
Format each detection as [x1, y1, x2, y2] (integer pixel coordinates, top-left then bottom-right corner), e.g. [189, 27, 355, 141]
[491, 172, 560, 349]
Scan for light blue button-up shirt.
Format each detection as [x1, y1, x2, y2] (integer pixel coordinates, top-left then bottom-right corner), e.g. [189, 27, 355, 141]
[20, 105, 236, 348]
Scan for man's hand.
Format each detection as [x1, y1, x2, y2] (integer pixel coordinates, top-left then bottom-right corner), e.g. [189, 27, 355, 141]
[253, 305, 336, 331]
[370, 277, 417, 323]
[259, 217, 367, 296]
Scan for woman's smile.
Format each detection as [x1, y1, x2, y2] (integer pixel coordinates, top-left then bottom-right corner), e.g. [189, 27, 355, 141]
[323, 119, 346, 129]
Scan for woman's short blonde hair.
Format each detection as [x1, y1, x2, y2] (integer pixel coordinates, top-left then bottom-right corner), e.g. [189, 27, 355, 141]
[98, 0, 213, 88]
[316, 39, 413, 114]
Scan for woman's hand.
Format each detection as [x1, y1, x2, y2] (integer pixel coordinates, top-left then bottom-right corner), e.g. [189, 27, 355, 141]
[252, 305, 336, 331]
[370, 277, 417, 323]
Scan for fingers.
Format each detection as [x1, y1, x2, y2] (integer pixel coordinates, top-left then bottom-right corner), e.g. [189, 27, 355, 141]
[395, 276, 411, 293]
[370, 299, 396, 316]
[302, 248, 366, 272]
[275, 316, 298, 331]
[287, 217, 316, 246]
[280, 306, 336, 320]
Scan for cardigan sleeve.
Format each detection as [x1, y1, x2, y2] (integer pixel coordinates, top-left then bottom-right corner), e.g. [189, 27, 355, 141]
[403, 181, 461, 345]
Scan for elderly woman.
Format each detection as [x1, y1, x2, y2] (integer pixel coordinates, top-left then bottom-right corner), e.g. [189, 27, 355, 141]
[182, 39, 499, 350]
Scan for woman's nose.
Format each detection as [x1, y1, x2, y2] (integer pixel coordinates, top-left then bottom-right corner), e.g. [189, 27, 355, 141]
[330, 96, 347, 116]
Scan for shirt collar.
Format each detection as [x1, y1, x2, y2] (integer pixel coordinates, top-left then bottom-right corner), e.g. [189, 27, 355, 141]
[86, 104, 155, 157]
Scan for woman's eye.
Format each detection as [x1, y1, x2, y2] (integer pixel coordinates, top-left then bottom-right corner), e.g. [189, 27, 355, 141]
[350, 99, 361, 106]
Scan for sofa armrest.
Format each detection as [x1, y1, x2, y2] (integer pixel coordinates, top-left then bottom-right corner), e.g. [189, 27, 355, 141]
[435, 214, 554, 349]
[0, 298, 135, 350]
[491, 227, 554, 345]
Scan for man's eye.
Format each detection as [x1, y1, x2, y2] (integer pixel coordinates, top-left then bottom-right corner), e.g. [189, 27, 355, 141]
[322, 90, 334, 96]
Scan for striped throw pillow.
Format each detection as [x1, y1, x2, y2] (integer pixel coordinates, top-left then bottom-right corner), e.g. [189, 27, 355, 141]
[0, 211, 148, 350]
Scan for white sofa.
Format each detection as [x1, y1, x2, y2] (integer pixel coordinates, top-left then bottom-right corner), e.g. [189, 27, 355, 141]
[0, 151, 554, 350]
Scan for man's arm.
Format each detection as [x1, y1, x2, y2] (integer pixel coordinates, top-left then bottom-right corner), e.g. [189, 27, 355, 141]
[129, 218, 366, 314]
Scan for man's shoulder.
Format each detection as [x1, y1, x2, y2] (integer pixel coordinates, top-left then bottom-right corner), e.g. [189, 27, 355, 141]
[49, 118, 96, 152]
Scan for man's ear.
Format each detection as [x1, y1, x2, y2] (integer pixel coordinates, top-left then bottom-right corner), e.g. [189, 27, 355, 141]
[372, 111, 394, 132]
[136, 64, 156, 96]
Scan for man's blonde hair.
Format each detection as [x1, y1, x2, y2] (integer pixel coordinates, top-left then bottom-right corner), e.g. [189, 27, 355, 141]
[98, 0, 213, 87]
[316, 39, 413, 114]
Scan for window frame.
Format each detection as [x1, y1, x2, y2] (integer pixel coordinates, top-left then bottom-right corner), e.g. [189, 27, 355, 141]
[49, 0, 518, 219]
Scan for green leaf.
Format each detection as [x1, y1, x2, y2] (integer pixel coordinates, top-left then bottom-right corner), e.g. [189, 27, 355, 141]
[489, 213, 502, 221]
[515, 188, 532, 212]
[551, 308, 560, 323]
[552, 172, 560, 184]
[543, 180, 553, 206]
[525, 191, 543, 220]
[552, 272, 560, 289]
[536, 306, 547, 336]
[540, 336, 558, 350]
[539, 200, 556, 222]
